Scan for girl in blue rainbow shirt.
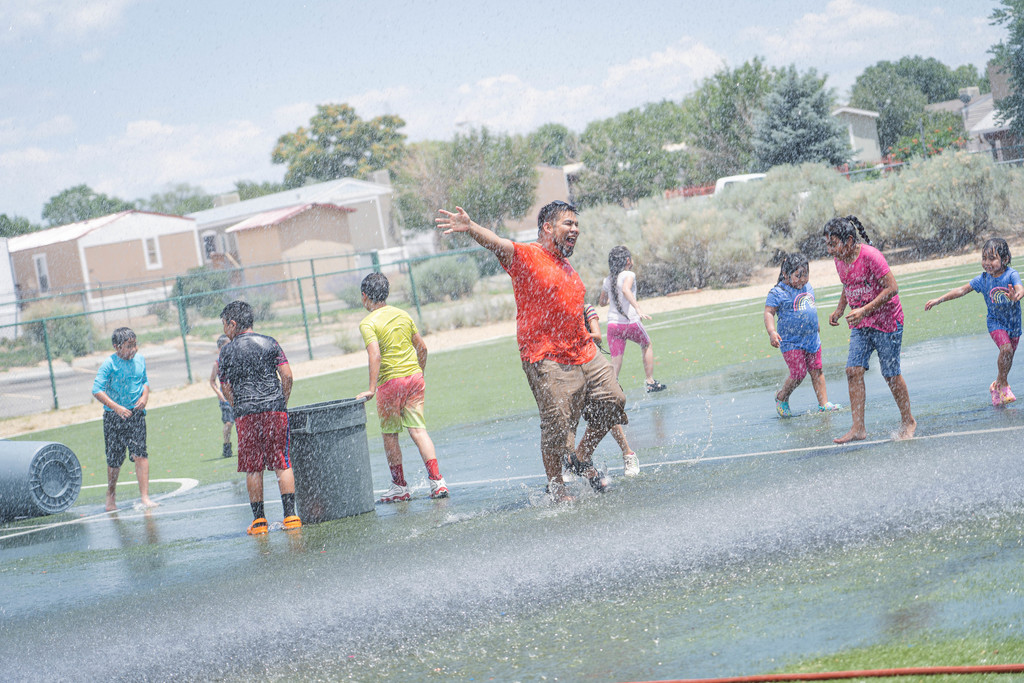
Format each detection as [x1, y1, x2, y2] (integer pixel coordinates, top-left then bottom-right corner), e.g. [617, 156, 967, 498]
[764, 252, 841, 417]
[925, 237, 1024, 406]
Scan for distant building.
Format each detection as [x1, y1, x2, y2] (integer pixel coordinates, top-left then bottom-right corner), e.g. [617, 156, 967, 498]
[831, 107, 882, 164]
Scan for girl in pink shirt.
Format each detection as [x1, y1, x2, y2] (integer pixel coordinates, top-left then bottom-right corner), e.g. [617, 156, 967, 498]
[825, 215, 916, 444]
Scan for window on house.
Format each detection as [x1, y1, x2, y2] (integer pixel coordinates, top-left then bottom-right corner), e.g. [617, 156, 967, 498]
[144, 236, 162, 269]
[32, 254, 49, 293]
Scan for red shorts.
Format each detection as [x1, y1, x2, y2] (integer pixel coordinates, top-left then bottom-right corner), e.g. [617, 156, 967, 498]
[782, 347, 822, 381]
[990, 330, 1020, 350]
[376, 373, 426, 434]
[236, 411, 291, 473]
[607, 321, 652, 356]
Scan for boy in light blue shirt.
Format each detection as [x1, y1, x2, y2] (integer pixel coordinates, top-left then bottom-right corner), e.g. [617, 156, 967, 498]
[92, 327, 157, 511]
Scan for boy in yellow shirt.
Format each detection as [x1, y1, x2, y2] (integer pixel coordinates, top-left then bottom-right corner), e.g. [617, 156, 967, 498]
[356, 272, 449, 502]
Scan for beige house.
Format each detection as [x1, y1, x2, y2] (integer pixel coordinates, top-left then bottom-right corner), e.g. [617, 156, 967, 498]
[831, 107, 882, 163]
[189, 177, 400, 268]
[224, 203, 358, 297]
[7, 211, 202, 310]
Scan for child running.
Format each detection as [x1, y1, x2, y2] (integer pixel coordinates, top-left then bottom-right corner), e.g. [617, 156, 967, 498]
[924, 237, 1024, 406]
[825, 215, 916, 444]
[355, 272, 449, 502]
[584, 303, 640, 476]
[599, 246, 666, 393]
[209, 334, 235, 458]
[764, 252, 840, 417]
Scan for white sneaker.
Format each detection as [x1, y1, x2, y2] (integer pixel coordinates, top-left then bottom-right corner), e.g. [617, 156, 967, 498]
[623, 451, 640, 477]
[428, 477, 449, 499]
[379, 482, 411, 503]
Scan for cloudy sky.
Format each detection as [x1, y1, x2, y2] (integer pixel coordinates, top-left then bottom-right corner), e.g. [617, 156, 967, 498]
[0, 0, 1004, 221]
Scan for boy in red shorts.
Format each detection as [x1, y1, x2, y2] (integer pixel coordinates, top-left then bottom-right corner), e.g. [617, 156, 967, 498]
[218, 300, 300, 534]
[356, 272, 448, 502]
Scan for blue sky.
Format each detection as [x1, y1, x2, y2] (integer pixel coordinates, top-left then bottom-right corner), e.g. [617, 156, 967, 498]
[0, 0, 1005, 221]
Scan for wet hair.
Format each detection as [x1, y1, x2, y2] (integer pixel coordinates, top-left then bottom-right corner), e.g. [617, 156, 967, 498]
[777, 252, 809, 284]
[216, 334, 230, 349]
[536, 200, 578, 233]
[111, 327, 136, 347]
[982, 237, 1012, 266]
[361, 272, 390, 303]
[607, 245, 632, 314]
[823, 215, 871, 246]
[220, 300, 254, 331]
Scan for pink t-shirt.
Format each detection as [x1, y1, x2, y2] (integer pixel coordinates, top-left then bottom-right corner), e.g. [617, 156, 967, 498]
[834, 243, 904, 332]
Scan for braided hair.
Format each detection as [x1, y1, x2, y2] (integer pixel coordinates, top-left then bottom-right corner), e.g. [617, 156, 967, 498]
[607, 246, 631, 315]
[823, 215, 871, 246]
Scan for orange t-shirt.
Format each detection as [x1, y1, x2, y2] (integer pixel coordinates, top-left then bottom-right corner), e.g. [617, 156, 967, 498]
[504, 242, 597, 365]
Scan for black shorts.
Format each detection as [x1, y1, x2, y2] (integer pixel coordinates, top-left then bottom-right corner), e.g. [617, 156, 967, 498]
[103, 410, 148, 468]
[220, 400, 235, 424]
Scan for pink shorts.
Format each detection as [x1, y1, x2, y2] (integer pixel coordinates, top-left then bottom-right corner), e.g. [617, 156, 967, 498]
[607, 322, 652, 357]
[236, 411, 291, 473]
[990, 330, 1020, 350]
[376, 373, 427, 434]
[782, 347, 822, 381]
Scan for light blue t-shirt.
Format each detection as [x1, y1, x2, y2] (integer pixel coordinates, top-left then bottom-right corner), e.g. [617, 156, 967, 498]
[92, 354, 149, 412]
[766, 282, 821, 353]
[970, 267, 1023, 337]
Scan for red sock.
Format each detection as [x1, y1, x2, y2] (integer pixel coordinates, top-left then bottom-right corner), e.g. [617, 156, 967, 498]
[425, 459, 441, 480]
[389, 464, 406, 486]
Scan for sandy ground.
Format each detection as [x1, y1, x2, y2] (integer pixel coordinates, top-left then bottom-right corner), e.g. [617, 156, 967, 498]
[4, 251, 980, 437]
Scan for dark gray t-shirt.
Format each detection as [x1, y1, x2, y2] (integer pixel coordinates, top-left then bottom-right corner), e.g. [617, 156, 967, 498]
[217, 332, 288, 418]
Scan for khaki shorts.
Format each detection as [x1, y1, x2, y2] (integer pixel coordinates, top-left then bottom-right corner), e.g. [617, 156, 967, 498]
[522, 353, 627, 458]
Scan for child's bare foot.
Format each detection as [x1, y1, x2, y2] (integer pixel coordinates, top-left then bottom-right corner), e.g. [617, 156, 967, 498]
[105, 498, 117, 512]
[833, 428, 867, 444]
[140, 497, 159, 508]
[893, 419, 917, 440]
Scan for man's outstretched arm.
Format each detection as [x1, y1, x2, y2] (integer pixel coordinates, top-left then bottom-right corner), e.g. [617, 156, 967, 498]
[435, 206, 515, 269]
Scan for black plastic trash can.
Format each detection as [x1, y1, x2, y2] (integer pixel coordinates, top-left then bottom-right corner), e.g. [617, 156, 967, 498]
[0, 441, 82, 520]
[288, 398, 374, 524]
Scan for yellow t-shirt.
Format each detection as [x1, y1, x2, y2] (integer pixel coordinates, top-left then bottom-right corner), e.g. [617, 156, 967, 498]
[358, 305, 422, 384]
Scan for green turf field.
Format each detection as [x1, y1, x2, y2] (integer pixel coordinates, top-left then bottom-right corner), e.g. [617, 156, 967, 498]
[10, 260, 993, 505]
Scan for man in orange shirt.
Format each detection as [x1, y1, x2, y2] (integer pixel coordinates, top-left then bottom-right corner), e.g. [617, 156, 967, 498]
[436, 201, 627, 501]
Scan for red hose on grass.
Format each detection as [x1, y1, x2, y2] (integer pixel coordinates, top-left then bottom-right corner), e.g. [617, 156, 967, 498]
[628, 663, 1024, 683]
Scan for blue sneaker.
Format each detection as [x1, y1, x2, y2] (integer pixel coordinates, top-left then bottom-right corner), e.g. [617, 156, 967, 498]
[775, 398, 792, 418]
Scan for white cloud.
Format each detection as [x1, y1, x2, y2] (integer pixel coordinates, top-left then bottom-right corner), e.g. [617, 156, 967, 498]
[603, 39, 722, 100]
[0, 114, 76, 146]
[0, 0, 139, 42]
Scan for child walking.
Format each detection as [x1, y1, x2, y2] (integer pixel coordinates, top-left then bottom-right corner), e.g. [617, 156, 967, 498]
[92, 327, 158, 511]
[924, 237, 1024, 406]
[584, 303, 640, 476]
[825, 215, 916, 444]
[599, 246, 666, 393]
[763, 252, 840, 417]
[356, 272, 449, 502]
[209, 334, 235, 458]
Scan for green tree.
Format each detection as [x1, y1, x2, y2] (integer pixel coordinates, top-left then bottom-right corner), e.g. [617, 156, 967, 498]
[679, 58, 779, 183]
[0, 214, 41, 238]
[396, 129, 538, 240]
[41, 184, 136, 227]
[272, 103, 407, 188]
[990, 1, 1024, 138]
[887, 111, 969, 162]
[575, 100, 688, 206]
[234, 180, 288, 201]
[139, 183, 213, 215]
[527, 123, 580, 166]
[752, 66, 849, 169]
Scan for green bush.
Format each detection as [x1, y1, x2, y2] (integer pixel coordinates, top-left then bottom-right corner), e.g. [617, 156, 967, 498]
[21, 302, 98, 359]
[411, 255, 479, 303]
[834, 150, 1005, 255]
[147, 300, 173, 324]
[250, 294, 276, 322]
[175, 267, 235, 318]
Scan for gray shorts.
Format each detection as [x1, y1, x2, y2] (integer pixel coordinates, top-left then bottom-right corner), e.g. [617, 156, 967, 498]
[219, 400, 235, 424]
[103, 409, 148, 468]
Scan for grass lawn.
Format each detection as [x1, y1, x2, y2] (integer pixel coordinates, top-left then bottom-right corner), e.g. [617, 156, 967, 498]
[11, 261, 992, 504]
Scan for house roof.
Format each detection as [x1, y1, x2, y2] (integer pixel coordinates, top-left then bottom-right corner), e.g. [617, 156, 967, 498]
[6, 210, 198, 253]
[225, 203, 354, 234]
[188, 177, 391, 230]
[970, 108, 1014, 137]
[832, 107, 880, 118]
